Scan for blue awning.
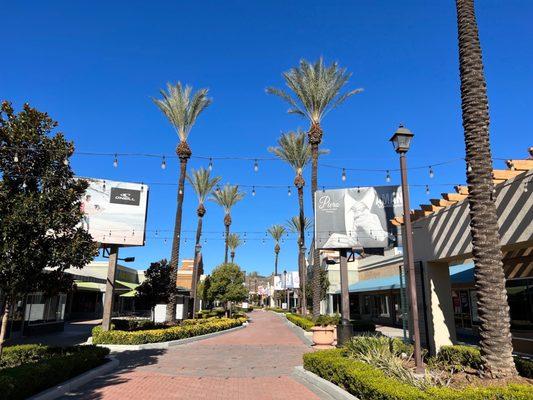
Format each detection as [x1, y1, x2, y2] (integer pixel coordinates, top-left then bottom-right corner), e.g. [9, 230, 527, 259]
[340, 263, 475, 294]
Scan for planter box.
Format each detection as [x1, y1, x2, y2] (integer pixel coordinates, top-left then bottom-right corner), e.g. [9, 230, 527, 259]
[310, 325, 336, 349]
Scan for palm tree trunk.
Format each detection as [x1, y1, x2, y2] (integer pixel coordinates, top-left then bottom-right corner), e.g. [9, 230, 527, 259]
[167, 142, 191, 322]
[224, 214, 231, 264]
[309, 123, 322, 319]
[455, 0, 516, 377]
[190, 212, 203, 318]
[231, 252, 235, 263]
[297, 184, 307, 315]
[0, 299, 11, 360]
[274, 250, 279, 276]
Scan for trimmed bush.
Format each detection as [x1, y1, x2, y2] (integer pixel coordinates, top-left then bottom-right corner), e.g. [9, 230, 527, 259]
[515, 357, 533, 379]
[315, 314, 340, 327]
[286, 313, 314, 331]
[437, 345, 482, 370]
[350, 319, 376, 333]
[304, 349, 533, 400]
[0, 345, 109, 400]
[0, 344, 51, 369]
[92, 317, 247, 345]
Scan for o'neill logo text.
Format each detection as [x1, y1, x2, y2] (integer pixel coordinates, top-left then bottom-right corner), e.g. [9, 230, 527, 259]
[110, 188, 141, 206]
[318, 195, 340, 213]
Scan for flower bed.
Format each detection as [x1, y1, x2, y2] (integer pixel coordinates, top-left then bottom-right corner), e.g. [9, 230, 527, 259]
[286, 313, 315, 331]
[92, 317, 247, 345]
[304, 349, 533, 400]
[0, 344, 110, 400]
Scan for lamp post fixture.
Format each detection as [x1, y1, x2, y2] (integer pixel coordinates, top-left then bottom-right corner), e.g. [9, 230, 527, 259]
[389, 124, 424, 373]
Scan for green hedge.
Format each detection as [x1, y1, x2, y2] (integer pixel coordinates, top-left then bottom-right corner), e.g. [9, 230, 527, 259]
[304, 349, 533, 400]
[286, 313, 315, 331]
[92, 317, 247, 345]
[0, 345, 109, 400]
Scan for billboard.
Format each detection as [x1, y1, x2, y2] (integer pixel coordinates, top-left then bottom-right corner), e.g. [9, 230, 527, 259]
[274, 272, 300, 290]
[314, 186, 402, 251]
[80, 178, 149, 247]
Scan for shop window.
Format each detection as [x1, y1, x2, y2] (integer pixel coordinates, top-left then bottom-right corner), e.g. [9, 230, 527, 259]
[507, 278, 533, 330]
[25, 293, 66, 325]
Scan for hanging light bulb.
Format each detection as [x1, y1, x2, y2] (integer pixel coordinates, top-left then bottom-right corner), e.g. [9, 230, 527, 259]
[14, 153, 19, 163]
[113, 154, 118, 168]
[341, 168, 346, 182]
[287, 186, 291, 196]
[63, 157, 69, 166]
[254, 159, 259, 172]
[429, 166, 434, 179]
[425, 185, 430, 195]
[467, 162, 472, 173]
[22, 181, 27, 189]
[161, 156, 166, 170]
[524, 181, 529, 193]
[386, 170, 391, 183]
[252, 186, 256, 196]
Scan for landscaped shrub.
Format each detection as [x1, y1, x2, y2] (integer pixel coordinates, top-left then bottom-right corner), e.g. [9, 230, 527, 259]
[350, 319, 376, 333]
[0, 344, 51, 369]
[111, 318, 163, 331]
[515, 356, 533, 379]
[314, 314, 340, 327]
[304, 349, 533, 400]
[286, 313, 314, 331]
[0, 345, 109, 400]
[436, 345, 482, 370]
[92, 317, 247, 345]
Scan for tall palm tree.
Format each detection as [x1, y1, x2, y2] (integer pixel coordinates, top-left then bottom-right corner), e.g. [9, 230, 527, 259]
[227, 233, 242, 263]
[153, 82, 212, 322]
[268, 131, 313, 314]
[210, 184, 245, 263]
[186, 167, 220, 317]
[455, 0, 516, 377]
[267, 58, 361, 317]
[286, 216, 313, 313]
[267, 224, 286, 277]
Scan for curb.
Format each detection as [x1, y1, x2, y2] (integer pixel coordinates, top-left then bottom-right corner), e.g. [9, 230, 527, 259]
[293, 366, 359, 400]
[92, 323, 248, 352]
[29, 356, 119, 400]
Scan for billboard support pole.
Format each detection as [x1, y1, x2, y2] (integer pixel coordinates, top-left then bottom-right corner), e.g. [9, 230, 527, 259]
[102, 245, 119, 331]
[337, 248, 353, 346]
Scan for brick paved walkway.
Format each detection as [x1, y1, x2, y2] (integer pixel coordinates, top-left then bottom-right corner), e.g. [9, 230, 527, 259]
[63, 311, 322, 399]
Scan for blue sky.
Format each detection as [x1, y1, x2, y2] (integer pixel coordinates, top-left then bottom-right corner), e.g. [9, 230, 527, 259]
[2, 1, 532, 276]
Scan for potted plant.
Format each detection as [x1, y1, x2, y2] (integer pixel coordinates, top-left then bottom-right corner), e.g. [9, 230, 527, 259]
[310, 315, 340, 349]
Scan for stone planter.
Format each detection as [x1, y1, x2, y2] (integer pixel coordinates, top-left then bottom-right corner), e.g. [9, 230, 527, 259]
[310, 325, 336, 349]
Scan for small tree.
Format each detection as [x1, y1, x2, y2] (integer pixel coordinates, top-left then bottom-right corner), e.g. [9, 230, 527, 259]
[136, 259, 173, 315]
[0, 101, 97, 357]
[207, 263, 248, 315]
[305, 267, 329, 314]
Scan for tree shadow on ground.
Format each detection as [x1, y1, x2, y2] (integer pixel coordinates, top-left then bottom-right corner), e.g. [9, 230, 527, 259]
[60, 348, 167, 399]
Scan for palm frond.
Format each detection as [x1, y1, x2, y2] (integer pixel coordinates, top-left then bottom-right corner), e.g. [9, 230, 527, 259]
[268, 130, 312, 172]
[286, 216, 313, 234]
[153, 82, 212, 141]
[210, 184, 245, 213]
[226, 233, 242, 251]
[267, 224, 286, 242]
[267, 57, 361, 124]
[186, 167, 221, 204]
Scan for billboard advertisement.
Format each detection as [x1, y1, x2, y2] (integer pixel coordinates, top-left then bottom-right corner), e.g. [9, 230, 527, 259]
[80, 178, 149, 247]
[274, 271, 300, 290]
[314, 186, 402, 251]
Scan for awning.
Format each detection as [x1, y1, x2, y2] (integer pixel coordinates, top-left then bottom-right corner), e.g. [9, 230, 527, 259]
[74, 280, 106, 292]
[449, 263, 474, 284]
[116, 280, 139, 290]
[120, 290, 137, 298]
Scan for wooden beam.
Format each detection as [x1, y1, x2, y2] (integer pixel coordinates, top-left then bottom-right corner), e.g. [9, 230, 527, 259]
[413, 209, 433, 220]
[430, 198, 457, 207]
[492, 169, 523, 180]
[506, 159, 533, 171]
[421, 204, 443, 212]
[443, 193, 467, 202]
[454, 185, 469, 195]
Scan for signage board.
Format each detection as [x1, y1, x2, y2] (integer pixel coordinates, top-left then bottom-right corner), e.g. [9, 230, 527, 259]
[314, 186, 402, 250]
[80, 178, 149, 247]
[274, 271, 300, 290]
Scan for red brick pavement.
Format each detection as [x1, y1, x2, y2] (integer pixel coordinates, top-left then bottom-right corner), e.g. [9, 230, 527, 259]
[65, 311, 320, 399]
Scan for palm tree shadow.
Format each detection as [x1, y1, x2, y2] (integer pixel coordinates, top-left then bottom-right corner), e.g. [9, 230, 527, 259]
[62, 348, 167, 399]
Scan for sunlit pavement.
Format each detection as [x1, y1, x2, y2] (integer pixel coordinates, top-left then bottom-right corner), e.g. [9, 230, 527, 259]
[62, 311, 324, 399]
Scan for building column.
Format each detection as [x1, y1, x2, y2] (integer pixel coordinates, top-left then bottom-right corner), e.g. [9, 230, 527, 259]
[328, 294, 334, 315]
[420, 261, 456, 354]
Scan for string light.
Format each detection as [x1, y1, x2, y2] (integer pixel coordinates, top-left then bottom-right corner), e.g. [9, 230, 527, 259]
[22, 181, 27, 189]
[341, 168, 346, 182]
[467, 162, 472, 173]
[386, 170, 391, 183]
[429, 166, 434, 179]
[425, 185, 430, 195]
[14, 154, 19, 163]
[254, 159, 259, 172]
[63, 158, 69, 166]
[287, 186, 291, 196]
[208, 158, 213, 171]
[252, 186, 256, 196]
[161, 156, 166, 170]
[113, 154, 118, 168]
[524, 181, 529, 193]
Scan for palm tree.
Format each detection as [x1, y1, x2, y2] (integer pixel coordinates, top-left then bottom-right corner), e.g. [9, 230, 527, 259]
[227, 233, 243, 263]
[267, 224, 286, 277]
[186, 167, 220, 318]
[269, 130, 314, 314]
[210, 184, 245, 263]
[153, 82, 212, 322]
[286, 216, 313, 313]
[455, 0, 516, 377]
[267, 58, 361, 317]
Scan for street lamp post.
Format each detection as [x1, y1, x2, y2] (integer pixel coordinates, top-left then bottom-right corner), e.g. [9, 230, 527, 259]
[283, 270, 289, 310]
[389, 124, 424, 373]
